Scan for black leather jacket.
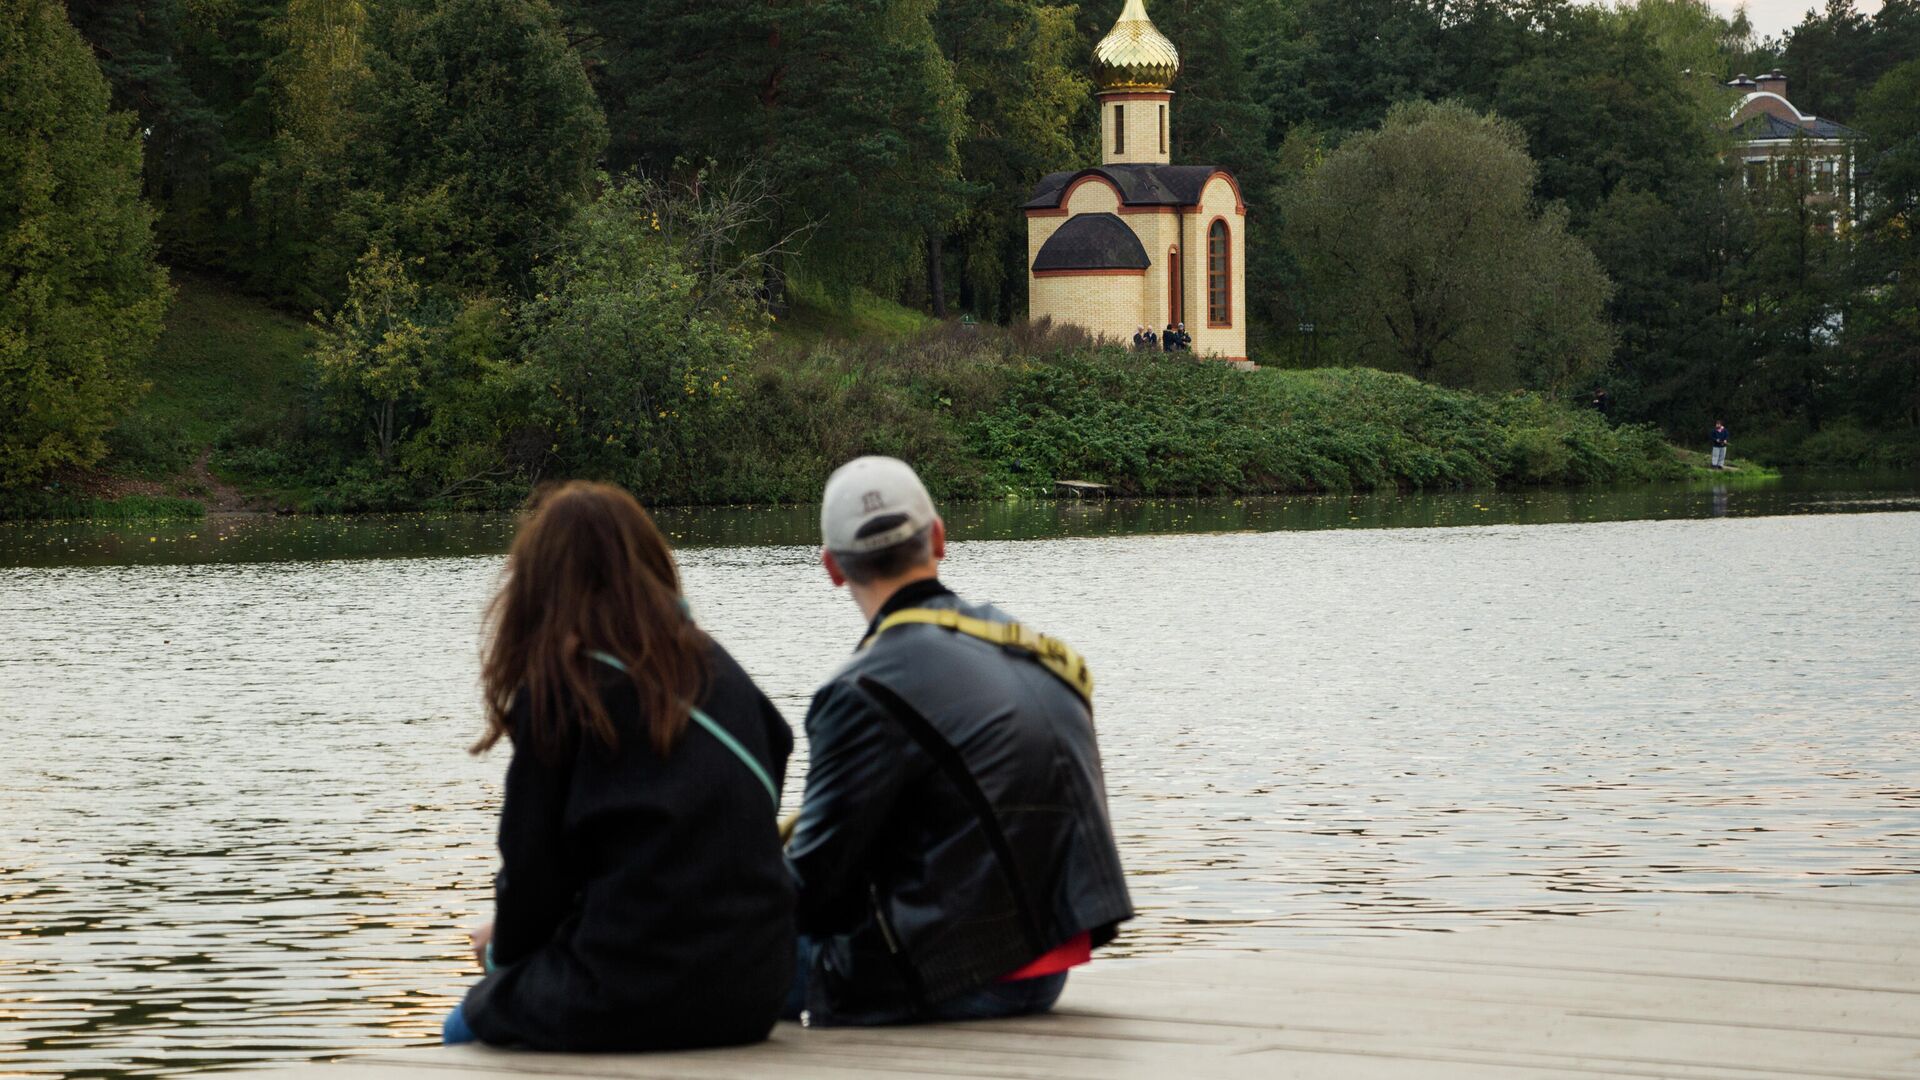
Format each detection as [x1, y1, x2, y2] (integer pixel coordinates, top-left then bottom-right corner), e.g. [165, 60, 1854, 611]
[786, 579, 1132, 1023]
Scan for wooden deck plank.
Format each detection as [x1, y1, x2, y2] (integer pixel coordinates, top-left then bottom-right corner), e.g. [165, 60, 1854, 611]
[208, 887, 1920, 1080]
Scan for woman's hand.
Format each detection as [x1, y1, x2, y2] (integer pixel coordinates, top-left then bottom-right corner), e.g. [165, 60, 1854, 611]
[469, 921, 494, 971]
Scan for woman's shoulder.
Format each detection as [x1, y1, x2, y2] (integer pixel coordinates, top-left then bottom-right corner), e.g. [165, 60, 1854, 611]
[697, 637, 791, 742]
[699, 637, 775, 712]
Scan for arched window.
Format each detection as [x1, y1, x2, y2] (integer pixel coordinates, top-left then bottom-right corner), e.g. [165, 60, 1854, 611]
[1207, 219, 1231, 326]
[1113, 104, 1125, 154]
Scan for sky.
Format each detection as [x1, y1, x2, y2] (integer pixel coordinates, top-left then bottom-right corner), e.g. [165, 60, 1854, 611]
[1710, 0, 1884, 39]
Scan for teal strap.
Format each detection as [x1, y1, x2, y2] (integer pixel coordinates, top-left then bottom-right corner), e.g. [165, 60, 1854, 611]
[586, 650, 778, 807]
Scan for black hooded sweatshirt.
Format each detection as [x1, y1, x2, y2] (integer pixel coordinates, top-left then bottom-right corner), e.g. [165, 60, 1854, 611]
[461, 640, 794, 1051]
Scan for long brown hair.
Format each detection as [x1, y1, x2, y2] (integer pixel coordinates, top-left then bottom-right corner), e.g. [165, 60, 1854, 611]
[475, 481, 708, 759]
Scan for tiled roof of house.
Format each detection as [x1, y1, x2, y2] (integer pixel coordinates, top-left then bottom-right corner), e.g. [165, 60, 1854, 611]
[1024, 164, 1227, 209]
[1031, 212, 1151, 271]
[1733, 112, 1861, 142]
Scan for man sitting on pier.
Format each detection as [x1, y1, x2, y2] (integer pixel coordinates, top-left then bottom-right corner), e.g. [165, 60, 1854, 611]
[783, 456, 1133, 1026]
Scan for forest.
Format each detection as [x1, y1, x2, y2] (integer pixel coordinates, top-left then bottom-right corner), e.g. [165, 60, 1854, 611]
[2, 0, 1917, 513]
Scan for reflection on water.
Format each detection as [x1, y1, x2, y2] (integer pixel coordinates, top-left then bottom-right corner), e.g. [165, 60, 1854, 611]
[2, 499, 1919, 1077]
[3, 472, 1920, 569]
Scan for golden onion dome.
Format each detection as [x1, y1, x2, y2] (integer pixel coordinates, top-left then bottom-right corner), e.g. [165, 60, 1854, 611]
[1093, 0, 1180, 93]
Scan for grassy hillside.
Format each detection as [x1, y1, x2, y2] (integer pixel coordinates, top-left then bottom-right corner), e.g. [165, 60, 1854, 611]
[696, 327, 1695, 505]
[10, 284, 1718, 520]
[105, 275, 313, 482]
[771, 278, 937, 346]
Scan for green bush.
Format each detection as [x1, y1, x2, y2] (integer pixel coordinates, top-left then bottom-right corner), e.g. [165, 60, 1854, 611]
[0, 491, 203, 522]
[700, 335, 1688, 503]
[1742, 422, 1920, 471]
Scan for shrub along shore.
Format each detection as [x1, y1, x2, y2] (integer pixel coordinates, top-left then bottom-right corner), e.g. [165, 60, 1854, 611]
[4, 301, 1703, 523]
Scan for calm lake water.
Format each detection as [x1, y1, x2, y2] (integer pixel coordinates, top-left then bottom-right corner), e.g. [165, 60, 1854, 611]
[3, 476, 1918, 1077]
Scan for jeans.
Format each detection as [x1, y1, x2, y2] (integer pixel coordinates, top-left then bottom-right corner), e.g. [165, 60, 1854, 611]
[782, 935, 1067, 1025]
[1711, 445, 1727, 467]
[442, 1001, 478, 1045]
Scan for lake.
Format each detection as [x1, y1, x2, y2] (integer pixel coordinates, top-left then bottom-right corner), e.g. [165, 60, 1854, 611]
[3, 475, 1918, 1077]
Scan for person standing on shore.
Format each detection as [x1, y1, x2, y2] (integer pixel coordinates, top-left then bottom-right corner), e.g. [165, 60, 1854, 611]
[783, 456, 1132, 1026]
[449, 482, 795, 1052]
[1711, 420, 1730, 469]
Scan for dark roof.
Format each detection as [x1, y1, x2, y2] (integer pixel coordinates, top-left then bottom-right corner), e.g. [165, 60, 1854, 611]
[1734, 112, 1861, 142]
[1024, 164, 1230, 210]
[1032, 213, 1150, 272]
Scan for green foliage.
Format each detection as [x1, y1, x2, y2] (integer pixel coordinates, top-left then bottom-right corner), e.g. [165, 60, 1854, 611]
[1491, 5, 1718, 226]
[109, 274, 313, 479]
[931, 0, 1091, 320]
[309, 249, 533, 507]
[356, 0, 605, 292]
[1582, 178, 1749, 433]
[519, 176, 768, 500]
[259, 0, 607, 305]
[313, 249, 442, 465]
[34, 0, 1917, 497]
[1779, 0, 1920, 123]
[65, 0, 281, 272]
[1847, 60, 1920, 431]
[633, 325, 1687, 505]
[0, 491, 205, 523]
[565, 0, 966, 301]
[1280, 100, 1613, 393]
[966, 352, 1683, 497]
[774, 278, 939, 346]
[0, 0, 170, 487]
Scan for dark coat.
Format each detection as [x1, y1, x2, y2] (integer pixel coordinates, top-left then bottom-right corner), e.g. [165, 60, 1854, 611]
[785, 580, 1133, 1024]
[462, 641, 795, 1051]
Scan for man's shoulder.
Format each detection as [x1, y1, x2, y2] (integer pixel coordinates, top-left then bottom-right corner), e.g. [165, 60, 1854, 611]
[816, 592, 1015, 693]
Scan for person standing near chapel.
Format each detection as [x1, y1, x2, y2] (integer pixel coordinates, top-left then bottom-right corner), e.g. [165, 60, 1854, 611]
[783, 456, 1132, 1026]
[1132, 326, 1152, 351]
[1162, 323, 1177, 352]
[1711, 420, 1730, 469]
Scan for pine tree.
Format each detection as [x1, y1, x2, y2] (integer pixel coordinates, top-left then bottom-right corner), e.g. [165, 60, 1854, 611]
[563, 0, 964, 306]
[933, 0, 1089, 318]
[349, 0, 608, 295]
[1, 0, 170, 487]
[65, 0, 283, 271]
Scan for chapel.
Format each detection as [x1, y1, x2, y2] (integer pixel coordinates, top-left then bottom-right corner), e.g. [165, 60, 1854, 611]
[1025, 0, 1247, 363]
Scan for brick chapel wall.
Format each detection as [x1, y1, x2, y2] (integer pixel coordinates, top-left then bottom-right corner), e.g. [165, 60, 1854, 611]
[1099, 93, 1173, 166]
[1126, 210, 1178, 333]
[1027, 178, 1131, 331]
[1025, 177, 1123, 277]
[1030, 272, 1148, 344]
[1185, 175, 1246, 361]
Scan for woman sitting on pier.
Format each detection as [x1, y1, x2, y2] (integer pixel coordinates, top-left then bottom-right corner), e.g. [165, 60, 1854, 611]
[445, 481, 795, 1051]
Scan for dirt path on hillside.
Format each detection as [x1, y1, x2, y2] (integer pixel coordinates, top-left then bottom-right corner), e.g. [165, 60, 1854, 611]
[190, 447, 255, 512]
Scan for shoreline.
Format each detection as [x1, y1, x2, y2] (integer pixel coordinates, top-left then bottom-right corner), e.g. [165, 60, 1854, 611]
[2, 458, 1785, 526]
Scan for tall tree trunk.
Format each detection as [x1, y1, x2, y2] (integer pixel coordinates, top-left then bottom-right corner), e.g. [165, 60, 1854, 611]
[926, 231, 947, 318]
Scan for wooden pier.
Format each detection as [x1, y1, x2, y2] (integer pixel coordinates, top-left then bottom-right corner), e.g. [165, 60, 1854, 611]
[225, 887, 1919, 1079]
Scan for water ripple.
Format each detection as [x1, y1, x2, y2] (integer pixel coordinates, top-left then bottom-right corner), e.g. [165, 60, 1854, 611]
[2, 512, 1917, 1076]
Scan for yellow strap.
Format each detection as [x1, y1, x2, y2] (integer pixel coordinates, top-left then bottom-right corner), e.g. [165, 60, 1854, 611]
[860, 608, 1095, 707]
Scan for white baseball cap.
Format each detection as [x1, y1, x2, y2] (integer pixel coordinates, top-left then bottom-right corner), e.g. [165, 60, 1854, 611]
[821, 456, 937, 554]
